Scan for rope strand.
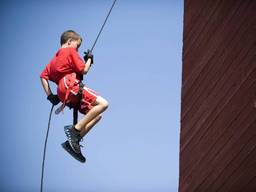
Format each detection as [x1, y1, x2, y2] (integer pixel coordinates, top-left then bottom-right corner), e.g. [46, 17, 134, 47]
[40, 105, 54, 192]
[90, 0, 117, 52]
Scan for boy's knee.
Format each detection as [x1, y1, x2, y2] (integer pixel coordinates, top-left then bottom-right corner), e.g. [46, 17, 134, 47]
[98, 97, 108, 110]
[101, 99, 108, 110]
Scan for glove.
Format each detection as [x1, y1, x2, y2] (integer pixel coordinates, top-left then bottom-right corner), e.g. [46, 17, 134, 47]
[83, 49, 94, 64]
[47, 93, 60, 105]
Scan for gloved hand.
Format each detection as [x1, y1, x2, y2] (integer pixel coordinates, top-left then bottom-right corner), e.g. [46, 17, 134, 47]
[47, 93, 60, 105]
[83, 49, 94, 64]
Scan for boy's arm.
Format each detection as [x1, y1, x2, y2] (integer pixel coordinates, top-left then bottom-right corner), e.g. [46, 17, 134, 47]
[40, 63, 60, 105]
[40, 63, 52, 96]
[70, 48, 92, 75]
[40, 77, 60, 105]
[83, 58, 92, 74]
[40, 77, 52, 96]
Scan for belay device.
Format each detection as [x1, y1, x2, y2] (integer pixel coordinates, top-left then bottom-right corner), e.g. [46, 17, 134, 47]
[40, 0, 117, 191]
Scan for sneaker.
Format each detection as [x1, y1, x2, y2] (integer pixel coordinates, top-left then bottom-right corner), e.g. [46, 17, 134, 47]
[64, 125, 81, 154]
[61, 141, 86, 163]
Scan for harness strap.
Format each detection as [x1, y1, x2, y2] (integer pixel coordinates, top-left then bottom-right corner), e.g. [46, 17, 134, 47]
[73, 82, 85, 124]
[55, 74, 81, 115]
[73, 108, 78, 125]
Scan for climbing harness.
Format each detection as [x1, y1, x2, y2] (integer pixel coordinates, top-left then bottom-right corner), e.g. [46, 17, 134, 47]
[55, 73, 80, 115]
[40, 0, 117, 191]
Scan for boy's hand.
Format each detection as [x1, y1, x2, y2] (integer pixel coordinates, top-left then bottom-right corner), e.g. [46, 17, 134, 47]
[83, 49, 94, 64]
[47, 94, 60, 105]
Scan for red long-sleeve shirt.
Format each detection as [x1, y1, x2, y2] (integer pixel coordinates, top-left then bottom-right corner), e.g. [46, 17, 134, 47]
[40, 47, 85, 84]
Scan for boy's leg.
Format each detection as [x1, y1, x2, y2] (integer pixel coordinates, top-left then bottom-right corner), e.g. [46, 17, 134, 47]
[65, 96, 108, 153]
[62, 114, 102, 161]
[80, 115, 102, 138]
[75, 96, 108, 131]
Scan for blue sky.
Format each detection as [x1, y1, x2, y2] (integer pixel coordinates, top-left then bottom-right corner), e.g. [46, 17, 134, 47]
[0, 0, 183, 191]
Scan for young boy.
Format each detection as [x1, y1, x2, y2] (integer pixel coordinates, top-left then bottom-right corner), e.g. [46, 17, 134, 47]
[40, 30, 108, 162]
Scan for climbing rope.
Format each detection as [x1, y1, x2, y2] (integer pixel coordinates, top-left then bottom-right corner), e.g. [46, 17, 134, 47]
[40, 104, 54, 192]
[90, 0, 117, 52]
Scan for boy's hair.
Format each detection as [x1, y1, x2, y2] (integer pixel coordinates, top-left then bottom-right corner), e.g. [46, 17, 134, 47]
[60, 30, 82, 45]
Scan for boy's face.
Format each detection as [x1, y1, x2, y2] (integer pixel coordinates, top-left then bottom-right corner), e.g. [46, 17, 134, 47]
[69, 39, 82, 50]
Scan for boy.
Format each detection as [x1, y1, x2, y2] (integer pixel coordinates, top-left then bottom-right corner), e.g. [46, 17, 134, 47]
[40, 30, 108, 162]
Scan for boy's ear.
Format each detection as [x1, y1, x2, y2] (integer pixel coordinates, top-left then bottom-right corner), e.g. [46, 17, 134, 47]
[67, 38, 72, 45]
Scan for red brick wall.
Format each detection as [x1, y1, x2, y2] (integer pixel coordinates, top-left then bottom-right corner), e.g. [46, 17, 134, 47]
[179, 0, 256, 191]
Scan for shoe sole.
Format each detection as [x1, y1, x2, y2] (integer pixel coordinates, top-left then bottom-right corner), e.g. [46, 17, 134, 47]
[61, 142, 86, 163]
